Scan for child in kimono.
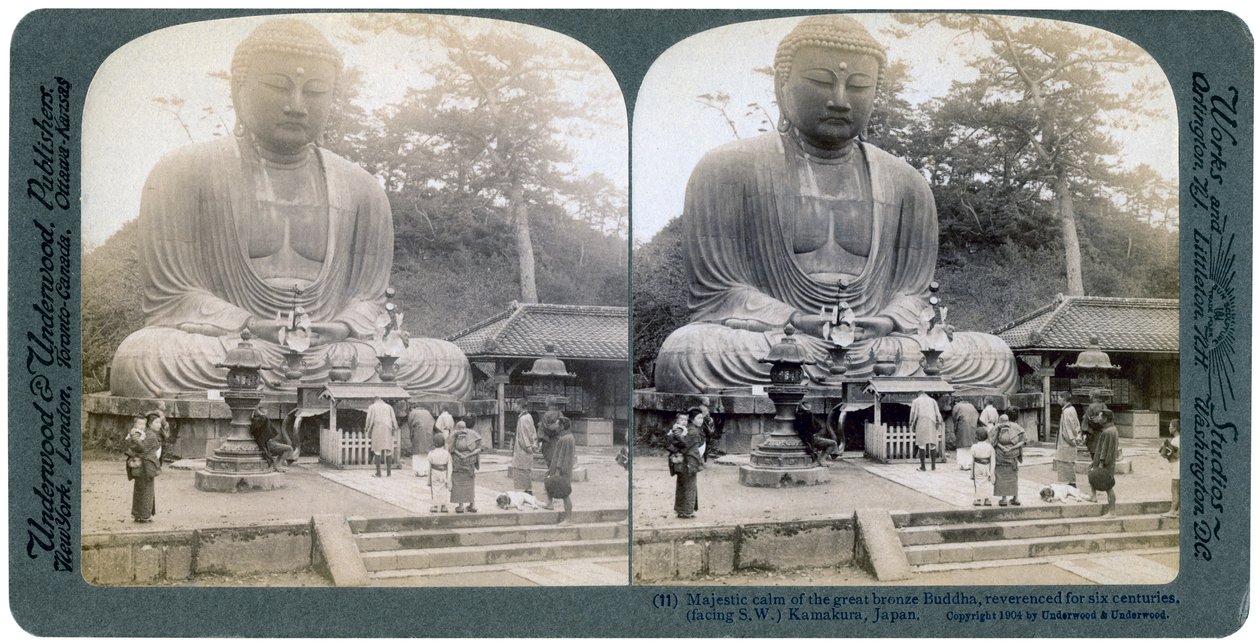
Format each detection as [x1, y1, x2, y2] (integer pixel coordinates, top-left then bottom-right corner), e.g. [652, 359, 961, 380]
[971, 426, 995, 506]
[427, 432, 452, 513]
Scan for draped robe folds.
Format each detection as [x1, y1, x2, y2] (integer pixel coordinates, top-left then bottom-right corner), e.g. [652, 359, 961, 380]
[654, 133, 1017, 394]
[110, 138, 472, 399]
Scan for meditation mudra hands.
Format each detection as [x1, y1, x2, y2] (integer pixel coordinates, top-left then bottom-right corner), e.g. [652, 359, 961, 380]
[723, 312, 894, 341]
[231, 317, 353, 347]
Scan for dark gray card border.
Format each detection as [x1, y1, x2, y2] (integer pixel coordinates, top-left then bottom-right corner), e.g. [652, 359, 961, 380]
[7, 8, 1252, 638]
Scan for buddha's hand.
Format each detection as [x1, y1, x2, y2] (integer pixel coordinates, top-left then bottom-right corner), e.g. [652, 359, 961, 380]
[787, 312, 829, 338]
[244, 317, 284, 344]
[853, 316, 894, 341]
[176, 322, 242, 337]
[308, 322, 351, 347]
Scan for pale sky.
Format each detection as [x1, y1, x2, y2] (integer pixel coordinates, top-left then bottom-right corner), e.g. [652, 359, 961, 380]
[81, 13, 628, 249]
[631, 13, 1178, 244]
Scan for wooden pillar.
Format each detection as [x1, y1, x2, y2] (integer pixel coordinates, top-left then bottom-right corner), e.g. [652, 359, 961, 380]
[495, 362, 508, 448]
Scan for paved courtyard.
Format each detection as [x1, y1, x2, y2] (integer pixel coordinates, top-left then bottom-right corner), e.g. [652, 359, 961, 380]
[83, 446, 628, 534]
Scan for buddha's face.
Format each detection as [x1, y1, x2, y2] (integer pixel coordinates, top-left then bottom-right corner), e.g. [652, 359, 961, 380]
[780, 46, 879, 150]
[237, 51, 337, 154]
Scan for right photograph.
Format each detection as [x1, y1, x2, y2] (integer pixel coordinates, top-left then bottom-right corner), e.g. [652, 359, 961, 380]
[632, 14, 1181, 585]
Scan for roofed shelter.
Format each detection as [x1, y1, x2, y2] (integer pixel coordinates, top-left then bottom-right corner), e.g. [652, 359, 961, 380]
[448, 303, 629, 447]
[993, 295, 1179, 440]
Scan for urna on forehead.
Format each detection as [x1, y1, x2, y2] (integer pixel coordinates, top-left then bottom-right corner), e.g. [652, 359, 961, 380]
[230, 18, 344, 82]
[774, 15, 888, 84]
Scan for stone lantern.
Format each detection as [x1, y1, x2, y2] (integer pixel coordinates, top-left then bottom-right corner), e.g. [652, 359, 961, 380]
[739, 325, 829, 487]
[523, 344, 576, 408]
[1068, 335, 1120, 402]
[195, 330, 284, 492]
[522, 344, 583, 482]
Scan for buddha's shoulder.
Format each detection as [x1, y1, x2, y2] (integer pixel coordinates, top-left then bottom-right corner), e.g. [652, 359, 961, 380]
[147, 139, 236, 176]
[861, 143, 931, 190]
[690, 133, 782, 180]
[317, 148, 378, 183]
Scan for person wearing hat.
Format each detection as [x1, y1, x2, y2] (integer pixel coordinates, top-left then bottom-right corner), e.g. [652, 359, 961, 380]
[1088, 406, 1120, 515]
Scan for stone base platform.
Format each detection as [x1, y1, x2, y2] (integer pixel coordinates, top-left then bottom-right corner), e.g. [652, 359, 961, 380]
[571, 418, 614, 447]
[634, 388, 1043, 455]
[738, 463, 829, 487]
[520, 465, 590, 484]
[194, 469, 285, 492]
[85, 393, 497, 460]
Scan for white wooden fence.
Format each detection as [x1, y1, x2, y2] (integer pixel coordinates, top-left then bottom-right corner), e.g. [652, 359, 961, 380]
[864, 422, 947, 464]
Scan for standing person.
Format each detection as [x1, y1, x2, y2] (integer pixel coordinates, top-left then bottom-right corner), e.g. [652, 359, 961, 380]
[546, 417, 578, 523]
[952, 398, 979, 470]
[147, 408, 178, 464]
[450, 419, 482, 513]
[124, 416, 162, 523]
[434, 410, 455, 452]
[909, 391, 944, 471]
[667, 409, 705, 519]
[1089, 407, 1120, 516]
[970, 426, 995, 506]
[993, 414, 1026, 506]
[511, 413, 538, 495]
[1161, 419, 1180, 518]
[1054, 392, 1083, 487]
[538, 398, 570, 505]
[407, 405, 436, 477]
[427, 432, 452, 513]
[1083, 396, 1108, 458]
[366, 396, 397, 477]
[698, 403, 725, 461]
[979, 399, 1000, 440]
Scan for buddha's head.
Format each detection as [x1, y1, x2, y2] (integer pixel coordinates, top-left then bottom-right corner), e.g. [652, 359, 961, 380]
[231, 19, 344, 155]
[774, 16, 887, 151]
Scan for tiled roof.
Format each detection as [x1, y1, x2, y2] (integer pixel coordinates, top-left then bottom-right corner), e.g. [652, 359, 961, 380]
[991, 295, 1179, 353]
[447, 302, 627, 361]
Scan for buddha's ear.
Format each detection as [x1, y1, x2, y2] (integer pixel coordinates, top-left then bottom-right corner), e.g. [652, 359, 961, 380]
[773, 79, 788, 133]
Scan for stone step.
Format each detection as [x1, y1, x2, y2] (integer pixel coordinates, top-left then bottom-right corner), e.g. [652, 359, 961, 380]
[903, 529, 1179, 567]
[369, 556, 628, 585]
[891, 501, 1170, 528]
[356, 521, 628, 552]
[361, 538, 628, 572]
[348, 508, 627, 534]
[911, 547, 1178, 575]
[898, 514, 1179, 547]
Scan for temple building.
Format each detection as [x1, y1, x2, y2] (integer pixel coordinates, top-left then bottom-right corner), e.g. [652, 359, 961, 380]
[992, 295, 1180, 441]
[448, 303, 629, 449]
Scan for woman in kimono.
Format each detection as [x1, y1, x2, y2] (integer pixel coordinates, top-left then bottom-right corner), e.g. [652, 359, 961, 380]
[427, 432, 451, 513]
[993, 415, 1026, 506]
[434, 411, 455, 450]
[124, 416, 163, 522]
[511, 413, 538, 495]
[667, 409, 706, 519]
[450, 419, 482, 513]
[970, 426, 995, 506]
[546, 419, 578, 523]
[1054, 392, 1082, 486]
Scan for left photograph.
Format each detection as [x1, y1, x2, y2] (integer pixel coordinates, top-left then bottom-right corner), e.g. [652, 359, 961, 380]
[79, 13, 630, 587]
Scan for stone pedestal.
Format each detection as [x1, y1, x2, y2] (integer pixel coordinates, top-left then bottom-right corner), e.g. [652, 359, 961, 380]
[572, 418, 615, 447]
[194, 440, 285, 491]
[195, 390, 283, 492]
[738, 381, 829, 488]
